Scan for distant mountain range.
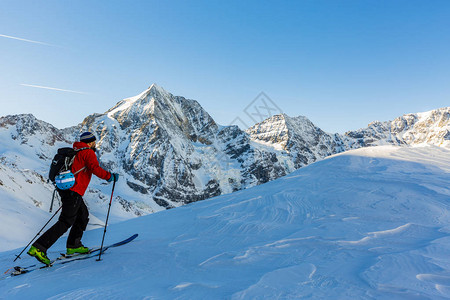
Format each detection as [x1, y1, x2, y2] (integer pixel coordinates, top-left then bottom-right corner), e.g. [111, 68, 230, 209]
[248, 108, 450, 168]
[0, 84, 449, 219]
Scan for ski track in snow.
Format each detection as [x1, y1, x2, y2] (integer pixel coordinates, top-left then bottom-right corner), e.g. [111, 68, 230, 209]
[0, 145, 449, 299]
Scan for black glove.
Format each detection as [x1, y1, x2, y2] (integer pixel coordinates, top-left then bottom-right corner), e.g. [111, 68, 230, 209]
[107, 173, 119, 183]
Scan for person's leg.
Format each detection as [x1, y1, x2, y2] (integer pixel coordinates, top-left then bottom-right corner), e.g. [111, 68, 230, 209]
[33, 190, 81, 252]
[66, 195, 89, 248]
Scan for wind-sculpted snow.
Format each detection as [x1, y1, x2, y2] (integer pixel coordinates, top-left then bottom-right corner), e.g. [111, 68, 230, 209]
[0, 146, 449, 299]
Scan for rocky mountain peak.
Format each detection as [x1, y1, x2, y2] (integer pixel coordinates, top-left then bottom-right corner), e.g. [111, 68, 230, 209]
[345, 107, 450, 147]
[247, 114, 327, 147]
[100, 84, 218, 143]
[246, 114, 290, 149]
[71, 85, 277, 208]
[247, 113, 345, 169]
[0, 114, 67, 146]
[105, 84, 158, 127]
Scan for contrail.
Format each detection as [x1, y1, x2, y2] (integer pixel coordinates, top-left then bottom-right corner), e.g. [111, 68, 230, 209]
[0, 34, 56, 46]
[20, 84, 89, 95]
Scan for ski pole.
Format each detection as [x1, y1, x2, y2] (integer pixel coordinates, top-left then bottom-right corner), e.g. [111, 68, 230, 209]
[97, 180, 116, 261]
[49, 188, 58, 213]
[14, 206, 62, 262]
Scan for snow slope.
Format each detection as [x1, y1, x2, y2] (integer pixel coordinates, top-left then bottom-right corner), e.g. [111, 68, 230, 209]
[0, 145, 449, 299]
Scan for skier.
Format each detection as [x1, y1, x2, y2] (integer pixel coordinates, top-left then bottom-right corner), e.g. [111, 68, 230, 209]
[27, 132, 119, 265]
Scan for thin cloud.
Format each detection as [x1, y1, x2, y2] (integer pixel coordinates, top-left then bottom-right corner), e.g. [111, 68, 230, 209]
[0, 34, 57, 47]
[21, 84, 89, 95]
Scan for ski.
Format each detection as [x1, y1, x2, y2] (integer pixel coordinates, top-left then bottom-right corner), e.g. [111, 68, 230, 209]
[5, 234, 138, 278]
[59, 245, 103, 259]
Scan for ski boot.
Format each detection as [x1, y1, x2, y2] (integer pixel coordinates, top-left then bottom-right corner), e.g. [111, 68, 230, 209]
[27, 245, 51, 265]
[66, 246, 90, 255]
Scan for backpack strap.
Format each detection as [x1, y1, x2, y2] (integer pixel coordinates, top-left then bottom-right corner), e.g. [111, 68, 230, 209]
[75, 147, 91, 152]
[72, 147, 91, 175]
[74, 167, 86, 175]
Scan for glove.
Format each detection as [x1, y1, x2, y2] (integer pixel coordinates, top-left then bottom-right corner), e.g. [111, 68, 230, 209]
[107, 173, 119, 183]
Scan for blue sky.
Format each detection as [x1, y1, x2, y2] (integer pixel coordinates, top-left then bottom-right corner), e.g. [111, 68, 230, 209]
[0, 0, 449, 133]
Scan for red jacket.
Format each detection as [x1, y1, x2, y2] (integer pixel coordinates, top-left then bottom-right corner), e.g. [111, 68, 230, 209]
[70, 141, 111, 196]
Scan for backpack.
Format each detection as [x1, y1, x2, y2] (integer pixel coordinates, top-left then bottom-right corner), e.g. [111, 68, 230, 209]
[49, 147, 89, 190]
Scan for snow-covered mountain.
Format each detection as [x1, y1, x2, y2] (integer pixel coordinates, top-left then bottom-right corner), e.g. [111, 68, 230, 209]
[247, 114, 347, 168]
[0, 84, 449, 253]
[75, 84, 287, 208]
[345, 107, 450, 147]
[1, 145, 449, 299]
[247, 107, 450, 168]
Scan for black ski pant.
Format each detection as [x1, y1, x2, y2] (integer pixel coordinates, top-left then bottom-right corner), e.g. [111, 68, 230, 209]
[33, 190, 89, 252]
